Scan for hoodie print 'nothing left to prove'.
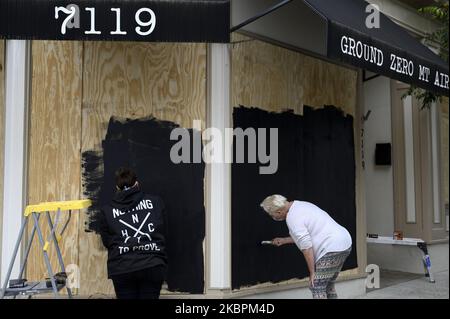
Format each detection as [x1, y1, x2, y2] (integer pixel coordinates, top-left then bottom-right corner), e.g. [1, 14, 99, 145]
[113, 198, 160, 255]
[100, 187, 167, 277]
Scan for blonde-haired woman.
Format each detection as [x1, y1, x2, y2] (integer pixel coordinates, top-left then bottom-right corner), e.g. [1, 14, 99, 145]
[260, 195, 352, 299]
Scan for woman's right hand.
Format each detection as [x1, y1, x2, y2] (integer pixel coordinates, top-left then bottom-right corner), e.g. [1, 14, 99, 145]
[272, 238, 286, 246]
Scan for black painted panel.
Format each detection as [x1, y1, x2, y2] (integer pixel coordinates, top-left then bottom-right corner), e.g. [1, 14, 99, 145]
[83, 117, 205, 294]
[231, 106, 358, 289]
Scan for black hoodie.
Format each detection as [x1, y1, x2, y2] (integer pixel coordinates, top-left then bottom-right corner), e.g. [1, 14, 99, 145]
[98, 187, 167, 278]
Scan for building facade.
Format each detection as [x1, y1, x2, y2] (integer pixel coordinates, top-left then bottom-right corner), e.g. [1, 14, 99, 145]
[0, 0, 448, 298]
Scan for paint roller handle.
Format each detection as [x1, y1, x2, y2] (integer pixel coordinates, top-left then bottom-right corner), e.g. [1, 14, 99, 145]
[273, 237, 294, 246]
[262, 237, 293, 246]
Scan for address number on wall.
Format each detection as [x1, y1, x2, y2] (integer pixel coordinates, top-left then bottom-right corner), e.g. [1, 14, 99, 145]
[55, 5, 156, 36]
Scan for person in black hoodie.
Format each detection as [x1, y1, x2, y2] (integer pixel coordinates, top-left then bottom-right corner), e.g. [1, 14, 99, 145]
[98, 167, 167, 299]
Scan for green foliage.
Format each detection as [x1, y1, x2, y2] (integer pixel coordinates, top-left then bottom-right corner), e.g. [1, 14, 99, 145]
[404, 87, 441, 109]
[419, 2, 449, 63]
[403, 1, 449, 109]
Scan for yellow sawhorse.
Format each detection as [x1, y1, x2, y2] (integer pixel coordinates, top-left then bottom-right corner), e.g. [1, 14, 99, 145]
[0, 200, 91, 299]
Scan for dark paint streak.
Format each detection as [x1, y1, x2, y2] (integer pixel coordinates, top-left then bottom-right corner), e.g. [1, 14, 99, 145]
[231, 105, 358, 290]
[81, 150, 104, 232]
[82, 116, 205, 294]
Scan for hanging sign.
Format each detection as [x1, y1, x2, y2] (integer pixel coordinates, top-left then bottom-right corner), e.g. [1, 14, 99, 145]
[0, 0, 230, 43]
[328, 22, 449, 96]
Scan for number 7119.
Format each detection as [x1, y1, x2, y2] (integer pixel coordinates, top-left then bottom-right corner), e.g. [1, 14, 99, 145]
[55, 6, 156, 36]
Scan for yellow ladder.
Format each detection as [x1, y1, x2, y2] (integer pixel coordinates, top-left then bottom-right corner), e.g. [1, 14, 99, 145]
[0, 200, 91, 299]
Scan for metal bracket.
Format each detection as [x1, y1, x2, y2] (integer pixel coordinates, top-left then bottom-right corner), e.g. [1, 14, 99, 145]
[417, 242, 428, 255]
[363, 70, 381, 82]
[230, 0, 294, 33]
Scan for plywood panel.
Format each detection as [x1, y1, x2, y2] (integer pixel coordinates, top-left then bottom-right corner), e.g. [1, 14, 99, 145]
[0, 41, 5, 259]
[79, 42, 206, 296]
[27, 41, 83, 287]
[231, 33, 360, 285]
[231, 34, 357, 116]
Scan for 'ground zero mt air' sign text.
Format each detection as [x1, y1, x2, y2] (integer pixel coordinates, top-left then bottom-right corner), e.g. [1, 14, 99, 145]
[330, 23, 449, 96]
[340, 35, 449, 92]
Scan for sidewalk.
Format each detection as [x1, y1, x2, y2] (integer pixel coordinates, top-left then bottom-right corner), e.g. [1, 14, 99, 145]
[358, 270, 449, 299]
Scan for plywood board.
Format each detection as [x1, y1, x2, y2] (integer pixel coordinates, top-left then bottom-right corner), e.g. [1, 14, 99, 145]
[231, 33, 360, 284]
[79, 41, 207, 295]
[26, 41, 83, 287]
[231, 34, 357, 117]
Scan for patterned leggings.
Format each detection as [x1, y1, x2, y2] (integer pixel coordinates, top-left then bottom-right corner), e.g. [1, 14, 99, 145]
[310, 247, 352, 299]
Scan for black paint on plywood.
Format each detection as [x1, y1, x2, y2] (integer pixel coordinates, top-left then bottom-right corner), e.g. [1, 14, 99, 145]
[231, 105, 358, 290]
[82, 117, 205, 294]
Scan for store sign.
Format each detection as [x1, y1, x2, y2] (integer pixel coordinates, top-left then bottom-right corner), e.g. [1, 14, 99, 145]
[55, 5, 157, 37]
[329, 23, 449, 96]
[0, 0, 230, 43]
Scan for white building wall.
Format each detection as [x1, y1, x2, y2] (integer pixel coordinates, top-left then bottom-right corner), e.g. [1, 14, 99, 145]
[1, 40, 30, 286]
[363, 75, 395, 237]
[367, 0, 440, 37]
[363, 1, 448, 276]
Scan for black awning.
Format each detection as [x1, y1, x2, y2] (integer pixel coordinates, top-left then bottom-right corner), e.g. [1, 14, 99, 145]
[307, 0, 449, 96]
[232, 0, 449, 96]
[0, 0, 230, 43]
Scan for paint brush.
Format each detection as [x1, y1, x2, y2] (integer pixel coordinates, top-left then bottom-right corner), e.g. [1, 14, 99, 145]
[261, 240, 274, 246]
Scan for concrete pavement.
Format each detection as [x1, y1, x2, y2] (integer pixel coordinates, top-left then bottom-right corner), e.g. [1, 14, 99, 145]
[358, 270, 449, 299]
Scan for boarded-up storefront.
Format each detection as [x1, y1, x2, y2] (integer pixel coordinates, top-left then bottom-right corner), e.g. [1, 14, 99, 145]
[23, 33, 364, 296]
[1, 0, 447, 299]
[26, 41, 207, 296]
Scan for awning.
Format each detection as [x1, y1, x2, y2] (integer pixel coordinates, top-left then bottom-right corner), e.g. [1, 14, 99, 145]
[0, 0, 230, 43]
[232, 0, 449, 96]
